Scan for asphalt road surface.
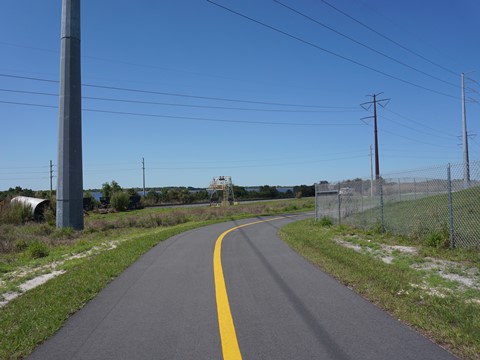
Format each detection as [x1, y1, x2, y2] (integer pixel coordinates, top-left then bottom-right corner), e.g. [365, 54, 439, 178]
[29, 214, 455, 360]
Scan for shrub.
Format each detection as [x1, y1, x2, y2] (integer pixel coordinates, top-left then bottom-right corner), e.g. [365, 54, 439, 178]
[14, 239, 29, 252]
[0, 201, 32, 225]
[369, 220, 384, 234]
[28, 240, 49, 259]
[424, 229, 449, 248]
[318, 216, 333, 226]
[111, 192, 129, 212]
[43, 207, 56, 226]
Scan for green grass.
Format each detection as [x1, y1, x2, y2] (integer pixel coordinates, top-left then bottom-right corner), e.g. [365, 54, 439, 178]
[280, 219, 480, 359]
[344, 185, 480, 247]
[0, 198, 314, 359]
[0, 223, 200, 359]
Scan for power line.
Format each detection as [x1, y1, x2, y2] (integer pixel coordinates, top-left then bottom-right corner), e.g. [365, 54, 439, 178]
[82, 150, 367, 169]
[379, 127, 456, 149]
[150, 150, 366, 166]
[384, 108, 457, 138]
[84, 168, 138, 174]
[0, 100, 364, 127]
[146, 154, 369, 170]
[0, 171, 52, 175]
[0, 165, 50, 170]
[0, 177, 50, 181]
[320, 0, 459, 76]
[0, 88, 359, 113]
[0, 100, 57, 109]
[381, 154, 457, 160]
[84, 108, 361, 127]
[379, 115, 454, 141]
[79, 155, 371, 173]
[274, 0, 459, 89]
[0, 73, 58, 84]
[206, 1, 459, 100]
[0, 73, 355, 109]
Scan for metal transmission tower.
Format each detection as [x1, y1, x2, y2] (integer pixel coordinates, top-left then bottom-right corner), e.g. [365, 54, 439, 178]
[57, 0, 84, 230]
[361, 93, 390, 180]
[207, 176, 235, 206]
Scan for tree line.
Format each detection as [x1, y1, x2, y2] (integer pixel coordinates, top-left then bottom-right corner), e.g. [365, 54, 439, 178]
[1, 182, 320, 210]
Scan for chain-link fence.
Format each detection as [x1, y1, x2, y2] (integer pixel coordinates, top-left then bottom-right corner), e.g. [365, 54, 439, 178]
[315, 160, 480, 248]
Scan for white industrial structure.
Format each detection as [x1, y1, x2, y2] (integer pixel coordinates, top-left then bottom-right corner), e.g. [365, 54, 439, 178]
[207, 176, 235, 206]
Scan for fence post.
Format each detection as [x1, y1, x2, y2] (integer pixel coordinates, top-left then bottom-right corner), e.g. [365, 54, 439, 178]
[447, 164, 455, 248]
[315, 183, 318, 222]
[338, 192, 341, 225]
[379, 179, 385, 232]
[414, 178, 417, 200]
[361, 181, 364, 211]
[398, 178, 401, 201]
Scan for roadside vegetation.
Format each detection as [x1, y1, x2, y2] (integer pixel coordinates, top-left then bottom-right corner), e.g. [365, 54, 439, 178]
[280, 219, 480, 359]
[344, 184, 480, 247]
[0, 198, 313, 359]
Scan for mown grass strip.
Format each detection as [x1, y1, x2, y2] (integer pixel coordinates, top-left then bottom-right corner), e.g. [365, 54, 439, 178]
[0, 221, 209, 359]
[280, 219, 480, 359]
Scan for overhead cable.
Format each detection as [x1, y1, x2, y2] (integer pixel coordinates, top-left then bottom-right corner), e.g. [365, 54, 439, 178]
[384, 108, 457, 138]
[0, 73, 355, 109]
[0, 88, 359, 113]
[320, 0, 459, 76]
[274, 0, 458, 88]
[0, 100, 364, 127]
[379, 127, 456, 149]
[206, 1, 460, 100]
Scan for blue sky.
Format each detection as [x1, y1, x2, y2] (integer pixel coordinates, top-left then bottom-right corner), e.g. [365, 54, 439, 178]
[0, 0, 479, 190]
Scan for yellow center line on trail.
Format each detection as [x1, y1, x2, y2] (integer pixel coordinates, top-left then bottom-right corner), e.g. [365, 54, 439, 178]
[213, 216, 286, 360]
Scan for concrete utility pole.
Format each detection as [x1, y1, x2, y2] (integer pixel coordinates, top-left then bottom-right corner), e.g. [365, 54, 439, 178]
[461, 73, 470, 186]
[142, 157, 146, 197]
[57, 0, 84, 230]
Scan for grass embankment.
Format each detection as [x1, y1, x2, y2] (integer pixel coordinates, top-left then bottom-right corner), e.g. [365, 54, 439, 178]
[0, 198, 313, 359]
[345, 185, 480, 247]
[280, 219, 480, 359]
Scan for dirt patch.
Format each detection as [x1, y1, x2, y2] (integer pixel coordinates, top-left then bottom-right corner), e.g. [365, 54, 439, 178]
[334, 236, 480, 298]
[0, 270, 66, 308]
[334, 237, 418, 265]
[412, 258, 480, 290]
[0, 238, 127, 308]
